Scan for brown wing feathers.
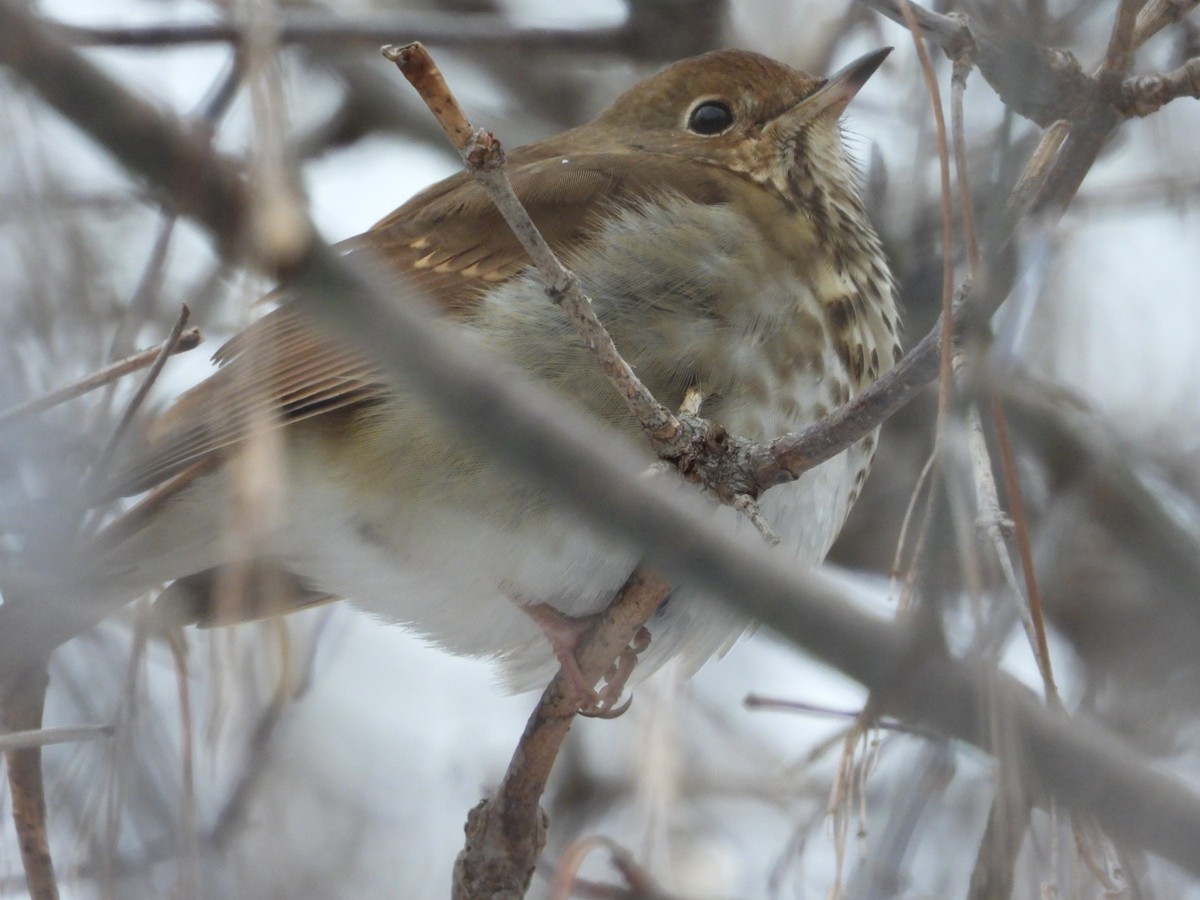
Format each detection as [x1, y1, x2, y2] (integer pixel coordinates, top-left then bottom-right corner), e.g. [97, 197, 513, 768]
[111, 151, 733, 499]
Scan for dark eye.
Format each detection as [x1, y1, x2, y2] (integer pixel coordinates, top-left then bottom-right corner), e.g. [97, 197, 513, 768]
[687, 100, 734, 135]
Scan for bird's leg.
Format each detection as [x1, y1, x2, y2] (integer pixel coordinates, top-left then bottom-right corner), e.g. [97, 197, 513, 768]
[522, 602, 650, 717]
[523, 602, 601, 703]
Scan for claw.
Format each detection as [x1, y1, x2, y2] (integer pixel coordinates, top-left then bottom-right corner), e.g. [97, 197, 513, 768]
[524, 604, 651, 717]
[579, 627, 650, 718]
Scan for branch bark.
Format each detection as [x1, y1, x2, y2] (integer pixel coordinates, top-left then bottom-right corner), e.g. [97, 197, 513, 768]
[1, 668, 59, 900]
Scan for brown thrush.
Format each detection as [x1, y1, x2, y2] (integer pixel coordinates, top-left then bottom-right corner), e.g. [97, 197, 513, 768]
[100, 48, 900, 695]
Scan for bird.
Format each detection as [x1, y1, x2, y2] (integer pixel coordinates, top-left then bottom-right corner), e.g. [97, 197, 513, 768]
[94, 47, 900, 705]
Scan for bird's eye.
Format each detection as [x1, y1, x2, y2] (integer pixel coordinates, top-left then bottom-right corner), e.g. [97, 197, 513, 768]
[686, 100, 734, 135]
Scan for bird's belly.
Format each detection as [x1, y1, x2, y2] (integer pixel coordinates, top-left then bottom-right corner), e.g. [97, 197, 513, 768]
[279, 473, 641, 674]
[277, 367, 873, 690]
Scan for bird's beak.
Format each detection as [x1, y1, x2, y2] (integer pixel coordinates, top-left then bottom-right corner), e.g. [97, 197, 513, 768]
[798, 47, 893, 120]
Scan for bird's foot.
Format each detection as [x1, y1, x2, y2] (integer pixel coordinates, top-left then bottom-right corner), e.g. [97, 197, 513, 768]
[582, 625, 651, 719]
[524, 603, 651, 718]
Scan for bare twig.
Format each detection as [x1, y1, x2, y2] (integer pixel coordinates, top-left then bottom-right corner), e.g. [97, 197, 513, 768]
[1116, 57, 1200, 115]
[453, 567, 672, 899]
[1002, 119, 1070, 229]
[106, 214, 176, 363]
[855, 0, 967, 47]
[898, 0, 957, 423]
[382, 42, 690, 455]
[967, 785, 1032, 900]
[91, 303, 192, 479]
[1, 667, 59, 900]
[0, 327, 201, 426]
[1131, 0, 1200, 48]
[1023, 91, 1118, 219]
[744, 695, 942, 739]
[755, 285, 973, 490]
[991, 398, 1060, 709]
[57, 11, 623, 54]
[951, 54, 981, 277]
[549, 835, 676, 900]
[0, 724, 113, 751]
[865, 0, 1197, 128]
[100, 46, 243, 364]
[1104, 0, 1147, 75]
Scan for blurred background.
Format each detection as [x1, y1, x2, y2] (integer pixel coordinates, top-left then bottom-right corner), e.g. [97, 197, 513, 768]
[2, 0, 1200, 897]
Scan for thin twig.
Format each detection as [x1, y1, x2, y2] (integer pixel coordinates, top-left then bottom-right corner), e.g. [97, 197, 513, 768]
[967, 785, 1032, 900]
[168, 629, 199, 898]
[1104, 0, 1147, 74]
[889, 451, 938, 604]
[854, 0, 967, 47]
[1027, 107, 1120, 220]
[99, 42, 242, 365]
[105, 213, 176, 363]
[898, 0, 957, 423]
[382, 42, 684, 452]
[990, 398, 1060, 710]
[453, 566, 672, 899]
[382, 42, 774, 533]
[744, 695, 942, 739]
[549, 836, 674, 900]
[1131, 0, 1200, 49]
[58, 12, 623, 53]
[1023, 0, 1194, 219]
[90, 303, 192, 479]
[1002, 119, 1070, 230]
[0, 724, 113, 751]
[0, 327, 201, 426]
[951, 54, 981, 277]
[1, 667, 59, 900]
[862, 0, 1195, 232]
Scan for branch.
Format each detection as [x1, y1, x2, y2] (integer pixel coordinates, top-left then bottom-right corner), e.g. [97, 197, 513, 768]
[55, 2, 726, 63]
[383, 43, 687, 454]
[994, 373, 1200, 618]
[56, 11, 622, 53]
[1132, 0, 1200, 47]
[454, 568, 670, 898]
[750, 285, 973, 491]
[859, 0, 1101, 126]
[0, 668, 58, 900]
[1115, 57, 1200, 115]
[0, 725, 113, 752]
[859, 0, 1198, 129]
[854, 0, 968, 48]
[91, 303, 193, 479]
[0, 327, 201, 426]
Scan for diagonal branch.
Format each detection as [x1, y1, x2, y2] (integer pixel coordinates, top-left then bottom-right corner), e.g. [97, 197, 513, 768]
[383, 42, 687, 455]
[0, 328, 201, 426]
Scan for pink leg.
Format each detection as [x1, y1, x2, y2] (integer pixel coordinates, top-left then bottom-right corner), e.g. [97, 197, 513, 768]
[523, 603, 651, 717]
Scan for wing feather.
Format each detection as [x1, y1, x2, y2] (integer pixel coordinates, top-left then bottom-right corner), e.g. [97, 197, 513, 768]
[111, 146, 737, 498]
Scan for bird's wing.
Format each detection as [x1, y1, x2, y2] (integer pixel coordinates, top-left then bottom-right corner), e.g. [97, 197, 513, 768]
[109, 148, 734, 498]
